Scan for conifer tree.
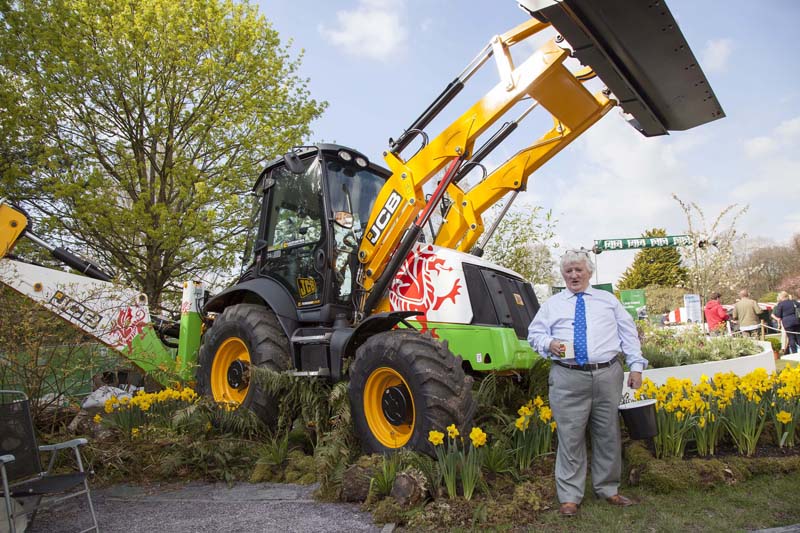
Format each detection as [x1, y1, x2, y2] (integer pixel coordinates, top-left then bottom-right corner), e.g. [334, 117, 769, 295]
[618, 228, 688, 289]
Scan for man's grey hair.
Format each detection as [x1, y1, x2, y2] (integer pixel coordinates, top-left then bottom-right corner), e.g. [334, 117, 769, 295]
[560, 249, 594, 274]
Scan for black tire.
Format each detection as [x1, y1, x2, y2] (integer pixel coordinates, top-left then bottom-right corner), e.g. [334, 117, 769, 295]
[349, 329, 476, 455]
[197, 304, 291, 427]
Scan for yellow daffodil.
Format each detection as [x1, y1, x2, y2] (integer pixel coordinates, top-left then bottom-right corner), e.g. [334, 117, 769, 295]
[93, 414, 102, 424]
[428, 430, 445, 446]
[776, 411, 792, 425]
[469, 427, 487, 447]
[446, 424, 459, 439]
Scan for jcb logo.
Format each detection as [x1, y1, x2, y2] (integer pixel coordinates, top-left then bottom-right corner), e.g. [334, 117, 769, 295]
[297, 277, 317, 298]
[366, 190, 402, 245]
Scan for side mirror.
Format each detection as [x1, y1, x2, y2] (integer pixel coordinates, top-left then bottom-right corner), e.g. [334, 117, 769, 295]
[284, 151, 305, 174]
[334, 211, 354, 229]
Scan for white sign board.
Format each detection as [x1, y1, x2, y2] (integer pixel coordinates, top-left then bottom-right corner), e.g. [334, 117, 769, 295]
[683, 294, 702, 324]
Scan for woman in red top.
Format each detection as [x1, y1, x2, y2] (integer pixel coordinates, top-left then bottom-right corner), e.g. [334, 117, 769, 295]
[704, 292, 729, 334]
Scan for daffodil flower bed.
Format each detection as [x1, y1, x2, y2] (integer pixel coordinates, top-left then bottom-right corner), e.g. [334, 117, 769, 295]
[427, 424, 488, 501]
[98, 386, 198, 438]
[634, 365, 800, 458]
[426, 397, 556, 501]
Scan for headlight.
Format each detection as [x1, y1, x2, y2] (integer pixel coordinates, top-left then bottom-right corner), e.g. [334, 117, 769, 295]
[338, 150, 352, 162]
[355, 156, 368, 168]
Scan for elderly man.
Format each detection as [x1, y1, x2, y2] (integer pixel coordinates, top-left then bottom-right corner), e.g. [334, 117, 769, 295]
[528, 249, 648, 517]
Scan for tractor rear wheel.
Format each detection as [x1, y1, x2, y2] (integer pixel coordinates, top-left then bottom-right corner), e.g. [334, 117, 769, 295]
[348, 329, 476, 455]
[197, 304, 291, 427]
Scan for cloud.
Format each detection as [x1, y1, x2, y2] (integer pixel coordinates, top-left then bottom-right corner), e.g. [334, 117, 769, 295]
[743, 115, 800, 159]
[776, 116, 800, 137]
[743, 136, 774, 158]
[318, 0, 408, 61]
[517, 117, 719, 284]
[702, 38, 733, 73]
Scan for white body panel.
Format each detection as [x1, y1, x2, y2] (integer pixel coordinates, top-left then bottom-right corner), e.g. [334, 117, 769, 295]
[0, 258, 152, 351]
[388, 243, 527, 327]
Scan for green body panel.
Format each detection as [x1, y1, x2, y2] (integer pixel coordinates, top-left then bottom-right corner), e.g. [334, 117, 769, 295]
[125, 325, 183, 383]
[403, 321, 540, 372]
[177, 310, 203, 379]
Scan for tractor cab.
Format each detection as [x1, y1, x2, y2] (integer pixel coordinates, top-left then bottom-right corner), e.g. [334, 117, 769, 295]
[248, 144, 388, 321]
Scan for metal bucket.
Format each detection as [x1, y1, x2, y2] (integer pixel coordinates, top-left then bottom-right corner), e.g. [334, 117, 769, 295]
[618, 399, 658, 440]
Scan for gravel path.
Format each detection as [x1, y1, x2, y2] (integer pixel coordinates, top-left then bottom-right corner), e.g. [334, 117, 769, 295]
[27, 482, 382, 533]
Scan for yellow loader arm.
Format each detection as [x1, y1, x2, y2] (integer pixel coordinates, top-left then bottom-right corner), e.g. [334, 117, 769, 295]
[435, 65, 615, 252]
[358, 19, 552, 290]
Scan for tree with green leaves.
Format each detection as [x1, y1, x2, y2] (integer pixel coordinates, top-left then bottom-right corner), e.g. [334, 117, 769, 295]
[0, 0, 326, 308]
[482, 205, 558, 284]
[617, 228, 688, 290]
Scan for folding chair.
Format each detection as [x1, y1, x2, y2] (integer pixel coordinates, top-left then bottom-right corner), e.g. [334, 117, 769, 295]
[0, 391, 99, 533]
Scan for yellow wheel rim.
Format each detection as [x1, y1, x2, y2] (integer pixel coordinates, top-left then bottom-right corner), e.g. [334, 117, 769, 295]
[364, 367, 415, 448]
[210, 337, 251, 405]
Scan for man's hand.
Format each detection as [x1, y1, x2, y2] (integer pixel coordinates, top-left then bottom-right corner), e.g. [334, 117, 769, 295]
[549, 339, 565, 357]
[628, 371, 643, 390]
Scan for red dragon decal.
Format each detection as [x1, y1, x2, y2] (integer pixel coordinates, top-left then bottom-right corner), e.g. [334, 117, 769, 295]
[389, 245, 462, 335]
[110, 306, 148, 349]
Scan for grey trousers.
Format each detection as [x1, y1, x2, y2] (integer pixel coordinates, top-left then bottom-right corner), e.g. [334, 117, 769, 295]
[548, 360, 624, 503]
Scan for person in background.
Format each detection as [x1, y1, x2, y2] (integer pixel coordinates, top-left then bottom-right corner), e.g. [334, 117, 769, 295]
[528, 249, 647, 517]
[732, 289, 762, 337]
[772, 291, 800, 354]
[704, 292, 729, 335]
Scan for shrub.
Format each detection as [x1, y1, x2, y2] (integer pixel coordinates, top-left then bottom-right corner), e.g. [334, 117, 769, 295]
[638, 322, 761, 368]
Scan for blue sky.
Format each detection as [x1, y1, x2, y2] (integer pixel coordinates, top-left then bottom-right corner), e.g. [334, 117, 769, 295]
[257, 0, 800, 286]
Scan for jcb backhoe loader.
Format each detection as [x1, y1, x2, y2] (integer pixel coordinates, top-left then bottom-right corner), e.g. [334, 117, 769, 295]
[0, 0, 723, 455]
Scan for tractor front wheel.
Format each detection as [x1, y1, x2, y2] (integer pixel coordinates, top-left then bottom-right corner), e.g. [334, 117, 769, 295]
[348, 330, 476, 455]
[197, 304, 291, 427]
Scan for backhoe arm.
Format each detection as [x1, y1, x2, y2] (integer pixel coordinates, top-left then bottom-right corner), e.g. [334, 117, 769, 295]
[0, 200, 198, 384]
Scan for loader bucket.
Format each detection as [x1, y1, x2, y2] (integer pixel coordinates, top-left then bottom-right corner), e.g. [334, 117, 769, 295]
[522, 0, 725, 136]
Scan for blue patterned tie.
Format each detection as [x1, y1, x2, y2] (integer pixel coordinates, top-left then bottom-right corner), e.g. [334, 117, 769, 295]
[574, 292, 588, 365]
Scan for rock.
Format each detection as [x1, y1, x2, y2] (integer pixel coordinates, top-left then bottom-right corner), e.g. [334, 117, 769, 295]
[341, 464, 373, 502]
[390, 469, 427, 508]
[67, 409, 92, 434]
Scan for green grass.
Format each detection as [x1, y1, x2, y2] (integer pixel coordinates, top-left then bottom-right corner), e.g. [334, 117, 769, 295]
[524, 470, 800, 532]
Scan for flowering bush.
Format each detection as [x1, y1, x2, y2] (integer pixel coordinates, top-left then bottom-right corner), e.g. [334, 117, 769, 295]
[511, 396, 556, 471]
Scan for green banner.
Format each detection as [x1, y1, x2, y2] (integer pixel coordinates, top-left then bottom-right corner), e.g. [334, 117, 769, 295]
[594, 235, 692, 252]
[620, 289, 647, 321]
